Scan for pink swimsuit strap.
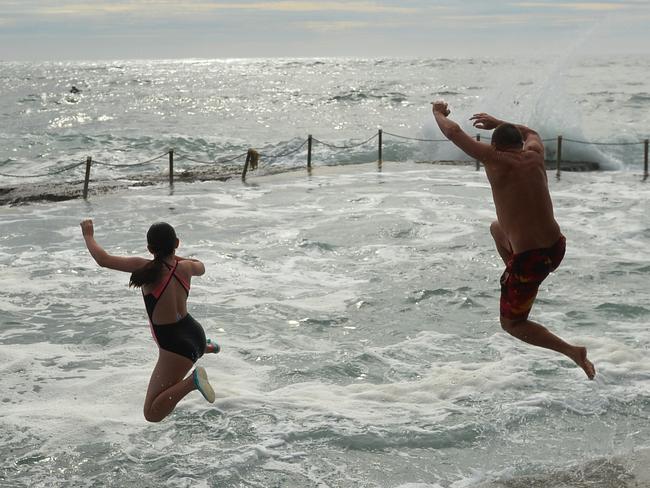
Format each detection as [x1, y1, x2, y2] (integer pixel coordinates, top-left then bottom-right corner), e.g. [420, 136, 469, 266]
[150, 260, 190, 299]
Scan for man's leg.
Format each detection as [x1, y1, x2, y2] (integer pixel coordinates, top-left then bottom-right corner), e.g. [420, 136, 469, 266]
[500, 317, 595, 379]
[492, 221, 594, 378]
[490, 221, 512, 265]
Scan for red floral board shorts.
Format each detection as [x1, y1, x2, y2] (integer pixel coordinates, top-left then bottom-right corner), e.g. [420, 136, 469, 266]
[500, 235, 566, 320]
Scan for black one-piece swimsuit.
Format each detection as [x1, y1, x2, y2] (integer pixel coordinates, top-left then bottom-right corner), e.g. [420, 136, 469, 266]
[143, 261, 206, 363]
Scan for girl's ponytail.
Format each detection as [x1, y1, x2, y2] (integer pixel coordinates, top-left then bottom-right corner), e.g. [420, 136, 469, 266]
[129, 258, 164, 288]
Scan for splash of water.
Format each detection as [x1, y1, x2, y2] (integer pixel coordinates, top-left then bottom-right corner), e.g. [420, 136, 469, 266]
[421, 22, 625, 169]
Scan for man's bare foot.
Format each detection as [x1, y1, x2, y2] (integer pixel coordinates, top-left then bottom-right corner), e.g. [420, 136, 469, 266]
[571, 346, 595, 380]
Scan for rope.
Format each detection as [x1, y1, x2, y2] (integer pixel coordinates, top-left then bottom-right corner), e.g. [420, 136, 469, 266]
[384, 133, 647, 146]
[177, 151, 249, 165]
[382, 131, 448, 143]
[259, 139, 308, 159]
[312, 133, 378, 150]
[2, 131, 647, 181]
[561, 138, 644, 147]
[92, 152, 169, 168]
[0, 160, 87, 178]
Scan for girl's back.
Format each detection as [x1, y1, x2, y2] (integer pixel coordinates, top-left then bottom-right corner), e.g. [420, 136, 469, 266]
[143, 260, 193, 325]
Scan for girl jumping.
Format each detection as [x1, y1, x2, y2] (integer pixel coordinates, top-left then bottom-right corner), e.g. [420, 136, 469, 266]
[81, 219, 218, 422]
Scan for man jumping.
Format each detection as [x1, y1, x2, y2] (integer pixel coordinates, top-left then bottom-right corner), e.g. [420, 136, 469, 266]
[432, 101, 595, 379]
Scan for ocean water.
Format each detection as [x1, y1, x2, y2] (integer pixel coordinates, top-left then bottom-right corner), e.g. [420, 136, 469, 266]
[1, 57, 650, 487]
[2, 162, 650, 487]
[1, 56, 649, 187]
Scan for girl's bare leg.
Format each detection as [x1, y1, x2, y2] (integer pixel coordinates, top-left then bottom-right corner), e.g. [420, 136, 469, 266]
[143, 349, 196, 422]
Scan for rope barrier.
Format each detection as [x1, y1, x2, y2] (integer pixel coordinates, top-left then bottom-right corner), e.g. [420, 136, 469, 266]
[259, 139, 308, 159]
[382, 131, 447, 143]
[0, 132, 648, 182]
[93, 152, 169, 168]
[385, 133, 646, 147]
[177, 151, 249, 165]
[312, 133, 378, 150]
[0, 160, 87, 178]
[561, 137, 644, 147]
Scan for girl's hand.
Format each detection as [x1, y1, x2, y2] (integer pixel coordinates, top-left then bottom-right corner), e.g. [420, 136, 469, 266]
[79, 220, 149, 272]
[431, 100, 450, 117]
[80, 219, 94, 238]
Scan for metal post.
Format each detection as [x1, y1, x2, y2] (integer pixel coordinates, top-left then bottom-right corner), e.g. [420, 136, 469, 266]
[169, 149, 174, 186]
[643, 139, 648, 181]
[307, 135, 312, 170]
[241, 150, 251, 181]
[556, 135, 563, 179]
[378, 128, 383, 170]
[475, 134, 481, 170]
[83, 156, 92, 200]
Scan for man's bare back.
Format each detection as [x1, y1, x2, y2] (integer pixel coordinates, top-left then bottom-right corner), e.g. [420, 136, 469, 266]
[483, 145, 561, 253]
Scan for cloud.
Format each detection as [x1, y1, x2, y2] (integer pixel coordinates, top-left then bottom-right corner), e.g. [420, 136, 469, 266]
[512, 2, 628, 11]
[38, 3, 139, 15]
[36, 1, 423, 17]
[299, 18, 423, 32]
[222, 1, 420, 14]
[300, 20, 374, 32]
[437, 13, 538, 26]
[416, 10, 608, 28]
[1, 0, 647, 60]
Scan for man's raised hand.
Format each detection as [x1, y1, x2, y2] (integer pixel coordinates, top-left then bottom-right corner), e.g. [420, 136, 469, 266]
[470, 113, 502, 130]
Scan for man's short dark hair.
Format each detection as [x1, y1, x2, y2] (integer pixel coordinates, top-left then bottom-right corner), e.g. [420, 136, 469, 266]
[492, 123, 523, 150]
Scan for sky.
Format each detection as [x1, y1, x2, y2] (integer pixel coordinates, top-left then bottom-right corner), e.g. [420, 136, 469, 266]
[0, 0, 649, 61]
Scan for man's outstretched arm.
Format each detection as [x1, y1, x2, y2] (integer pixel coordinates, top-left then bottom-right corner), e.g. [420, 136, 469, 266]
[432, 101, 492, 161]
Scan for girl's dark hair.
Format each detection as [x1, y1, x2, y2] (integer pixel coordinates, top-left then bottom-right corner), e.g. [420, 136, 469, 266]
[129, 222, 177, 288]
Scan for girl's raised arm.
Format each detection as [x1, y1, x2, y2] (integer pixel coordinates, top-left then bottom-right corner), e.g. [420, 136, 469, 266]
[81, 219, 149, 273]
